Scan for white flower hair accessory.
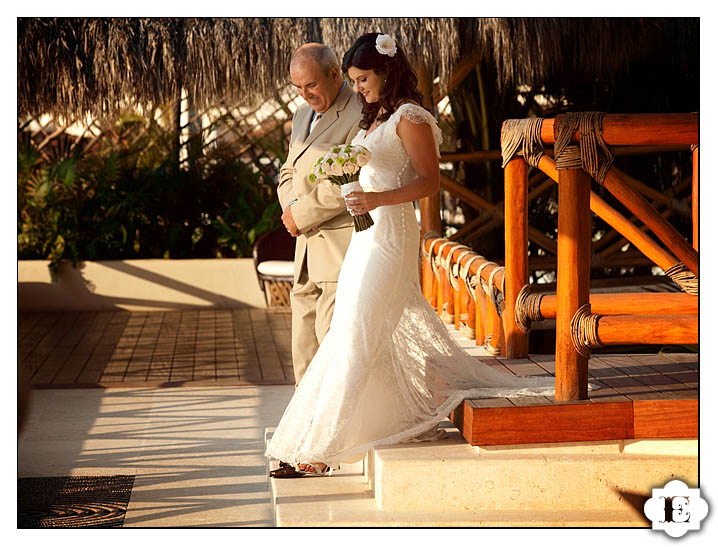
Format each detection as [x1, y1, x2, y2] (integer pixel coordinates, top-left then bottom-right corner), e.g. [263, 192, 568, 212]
[375, 34, 397, 57]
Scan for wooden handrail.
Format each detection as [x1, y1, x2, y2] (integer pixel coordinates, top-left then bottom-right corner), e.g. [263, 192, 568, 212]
[540, 114, 698, 146]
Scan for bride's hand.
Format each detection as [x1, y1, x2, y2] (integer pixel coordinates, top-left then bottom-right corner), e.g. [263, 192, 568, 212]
[345, 191, 381, 216]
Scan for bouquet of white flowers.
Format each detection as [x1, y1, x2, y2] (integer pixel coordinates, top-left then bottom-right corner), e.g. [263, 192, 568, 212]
[308, 144, 374, 231]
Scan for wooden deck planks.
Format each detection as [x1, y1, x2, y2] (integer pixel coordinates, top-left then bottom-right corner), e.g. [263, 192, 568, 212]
[22, 309, 295, 388]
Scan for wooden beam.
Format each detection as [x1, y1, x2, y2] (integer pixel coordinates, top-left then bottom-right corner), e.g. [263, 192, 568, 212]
[537, 292, 698, 318]
[589, 191, 678, 271]
[432, 55, 480, 104]
[603, 168, 698, 275]
[540, 114, 698, 146]
[440, 150, 502, 163]
[440, 174, 497, 213]
[611, 165, 672, 208]
[537, 155, 687, 272]
[528, 226, 557, 255]
[528, 252, 658, 271]
[448, 211, 489, 241]
[596, 315, 697, 346]
[455, 397, 697, 446]
[633, 400, 698, 438]
[463, 401, 634, 445]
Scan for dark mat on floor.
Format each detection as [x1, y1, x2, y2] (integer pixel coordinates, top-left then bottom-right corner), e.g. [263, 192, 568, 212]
[18, 475, 135, 528]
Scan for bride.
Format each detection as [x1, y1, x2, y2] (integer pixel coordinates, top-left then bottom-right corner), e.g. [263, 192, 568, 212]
[265, 33, 554, 477]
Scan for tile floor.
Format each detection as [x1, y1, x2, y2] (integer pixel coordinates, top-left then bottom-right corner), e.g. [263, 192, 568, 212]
[18, 385, 294, 527]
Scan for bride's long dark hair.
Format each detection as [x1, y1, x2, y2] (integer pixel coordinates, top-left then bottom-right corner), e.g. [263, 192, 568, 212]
[341, 33, 425, 131]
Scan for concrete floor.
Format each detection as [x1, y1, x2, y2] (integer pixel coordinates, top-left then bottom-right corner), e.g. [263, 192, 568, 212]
[18, 385, 294, 527]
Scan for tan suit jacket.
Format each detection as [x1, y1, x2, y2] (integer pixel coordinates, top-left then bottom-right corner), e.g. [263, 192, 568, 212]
[278, 84, 363, 282]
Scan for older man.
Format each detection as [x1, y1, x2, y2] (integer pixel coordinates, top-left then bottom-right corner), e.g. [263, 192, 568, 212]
[278, 44, 362, 386]
[270, 43, 361, 479]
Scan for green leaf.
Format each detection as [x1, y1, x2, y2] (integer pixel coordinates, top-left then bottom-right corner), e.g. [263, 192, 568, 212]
[191, 226, 204, 245]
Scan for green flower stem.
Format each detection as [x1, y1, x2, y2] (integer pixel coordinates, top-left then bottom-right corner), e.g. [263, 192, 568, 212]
[354, 212, 374, 232]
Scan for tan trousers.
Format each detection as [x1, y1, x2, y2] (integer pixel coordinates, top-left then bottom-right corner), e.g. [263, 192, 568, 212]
[290, 264, 338, 386]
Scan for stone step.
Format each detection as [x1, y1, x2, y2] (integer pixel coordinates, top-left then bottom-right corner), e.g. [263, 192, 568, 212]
[266, 428, 695, 526]
[372, 430, 697, 514]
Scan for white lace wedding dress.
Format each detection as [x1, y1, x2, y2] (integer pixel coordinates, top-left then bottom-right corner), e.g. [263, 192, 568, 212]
[265, 103, 554, 468]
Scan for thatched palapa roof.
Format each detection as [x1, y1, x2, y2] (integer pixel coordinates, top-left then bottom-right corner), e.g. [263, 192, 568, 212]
[18, 17, 697, 122]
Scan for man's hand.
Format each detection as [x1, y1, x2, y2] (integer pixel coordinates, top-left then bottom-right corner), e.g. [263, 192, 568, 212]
[282, 205, 301, 237]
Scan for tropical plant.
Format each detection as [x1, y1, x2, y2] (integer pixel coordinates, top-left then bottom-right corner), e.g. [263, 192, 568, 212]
[18, 108, 282, 276]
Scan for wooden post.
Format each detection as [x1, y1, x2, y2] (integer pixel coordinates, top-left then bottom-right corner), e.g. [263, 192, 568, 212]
[692, 146, 698, 251]
[455, 272, 465, 331]
[555, 167, 592, 401]
[466, 290, 476, 336]
[444, 265, 455, 324]
[503, 157, 529, 357]
[485, 292, 502, 354]
[474, 286, 487, 346]
[422, 247, 435, 304]
[435, 257, 445, 318]
[417, 63, 442, 238]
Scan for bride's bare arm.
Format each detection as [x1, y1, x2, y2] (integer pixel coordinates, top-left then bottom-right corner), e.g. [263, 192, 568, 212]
[345, 116, 439, 213]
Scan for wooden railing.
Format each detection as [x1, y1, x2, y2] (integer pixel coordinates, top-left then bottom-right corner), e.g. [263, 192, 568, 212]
[421, 235, 508, 355]
[423, 113, 698, 403]
[502, 113, 698, 401]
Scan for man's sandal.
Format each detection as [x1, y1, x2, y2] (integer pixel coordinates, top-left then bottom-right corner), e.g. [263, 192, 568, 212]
[269, 463, 304, 478]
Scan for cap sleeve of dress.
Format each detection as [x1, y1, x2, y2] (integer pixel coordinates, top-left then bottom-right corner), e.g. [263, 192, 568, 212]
[390, 103, 443, 156]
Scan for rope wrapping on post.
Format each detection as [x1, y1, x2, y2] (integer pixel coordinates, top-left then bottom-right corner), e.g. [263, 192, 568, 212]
[664, 262, 699, 295]
[450, 249, 476, 339]
[554, 112, 615, 183]
[427, 238, 444, 277]
[476, 261, 496, 295]
[488, 266, 506, 317]
[421, 231, 442, 260]
[514, 284, 545, 334]
[483, 334, 501, 355]
[501, 118, 545, 168]
[448, 247, 472, 290]
[460, 255, 484, 302]
[570, 303, 602, 359]
[436, 240, 461, 324]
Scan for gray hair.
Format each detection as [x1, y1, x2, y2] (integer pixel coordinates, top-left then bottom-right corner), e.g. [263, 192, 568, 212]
[291, 43, 340, 75]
